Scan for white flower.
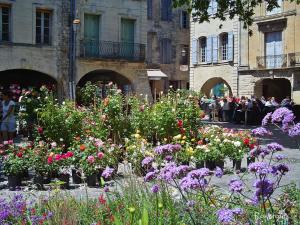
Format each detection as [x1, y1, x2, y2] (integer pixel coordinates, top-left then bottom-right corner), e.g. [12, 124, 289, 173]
[233, 141, 241, 147]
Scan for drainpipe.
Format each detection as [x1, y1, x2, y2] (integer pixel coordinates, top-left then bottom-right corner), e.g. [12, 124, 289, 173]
[68, 0, 76, 100]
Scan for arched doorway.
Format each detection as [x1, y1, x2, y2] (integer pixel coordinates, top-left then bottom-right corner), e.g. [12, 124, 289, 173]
[77, 70, 132, 97]
[0, 69, 57, 87]
[0, 69, 57, 99]
[201, 77, 232, 97]
[254, 78, 291, 101]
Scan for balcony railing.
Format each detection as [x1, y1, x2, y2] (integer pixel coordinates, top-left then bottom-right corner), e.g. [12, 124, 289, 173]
[257, 54, 287, 69]
[289, 53, 300, 67]
[80, 39, 145, 61]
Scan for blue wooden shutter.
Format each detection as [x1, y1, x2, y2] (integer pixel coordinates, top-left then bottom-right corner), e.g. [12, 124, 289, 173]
[167, 0, 172, 21]
[212, 0, 218, 14]
[212, 35, 218, 63]
[227, 31, 234, 61]
[208, 1, 213, 15]
[147, 0, 152, 19]
[206, 36, 212, 63]
[192, 38, 198, 65]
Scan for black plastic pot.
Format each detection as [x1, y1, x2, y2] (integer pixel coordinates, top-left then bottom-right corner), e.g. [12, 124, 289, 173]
[58, 174, 70, 189]
[247, 157, 255, 166]
[205, 160, 216, 170]
[215, 160, 225, 170]
[196, 161, 205, 168]
[8, 175, 22, 191]
[233, 159, 242, 171]
[86, 173, 97, 187]
[72, 169, 82, 184]
[33, 175, 44, 190]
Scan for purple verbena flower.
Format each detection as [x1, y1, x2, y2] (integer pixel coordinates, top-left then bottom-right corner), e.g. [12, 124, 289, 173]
[165, 155, 173, 162]
[262, 112, 272, 126]
[275, 154, 285, 161]
[229, 179, 244, 193]
[101, 167, 114, 179]
[271, 107, 294, 124]
[215, 167, 223, 178]
[217, 208, 234, 224]
[144, 171, 157, 182]
[267, 143, 283, 152]
[151, 184, 160, 193]
[154, 144, 182, 155]
[248, 162, 270, 175]
[141, 157, 154, 167]
[180, 176, 208, 191]
[288, 123, 300, 137]
[187, 168, 210, 179]
[253, 178, 274, 198]
[251, 127, 270, 136]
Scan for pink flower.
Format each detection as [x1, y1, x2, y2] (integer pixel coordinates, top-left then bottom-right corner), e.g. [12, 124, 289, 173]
[3, 141, 8, 145]
[66, 151, 74, 158]
[54, 154, 62, 161]
[51, 142, 57, 148]
[47, 157, 53, 164]
[8, 140, 13, 145]
[97, 152, 104, 159]
[87, 155, 95, 164]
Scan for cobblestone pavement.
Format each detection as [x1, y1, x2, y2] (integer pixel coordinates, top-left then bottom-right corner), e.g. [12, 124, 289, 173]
[1, 121, 300, 200]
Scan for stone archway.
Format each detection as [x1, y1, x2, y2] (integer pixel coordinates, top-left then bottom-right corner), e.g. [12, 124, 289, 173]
[77, 69, 132, 97]
[254, 78, 291, 101]
[201, 77, 233, 97]
[0, 69, 57, 88]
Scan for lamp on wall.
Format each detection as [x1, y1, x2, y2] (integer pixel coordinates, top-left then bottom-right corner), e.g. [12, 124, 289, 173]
[181, 48, 187, 57]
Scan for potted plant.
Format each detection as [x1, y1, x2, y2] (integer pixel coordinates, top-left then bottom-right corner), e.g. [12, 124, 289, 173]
[2, 144, 29, 191]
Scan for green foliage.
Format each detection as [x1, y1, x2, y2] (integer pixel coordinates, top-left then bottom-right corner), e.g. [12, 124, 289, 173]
[173, 0, 300, 28]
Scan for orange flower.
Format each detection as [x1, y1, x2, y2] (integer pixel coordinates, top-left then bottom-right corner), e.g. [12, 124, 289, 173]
[49, 152, 55, 157]
[80, 144, 86, 151]
[103, 98, 110, 107]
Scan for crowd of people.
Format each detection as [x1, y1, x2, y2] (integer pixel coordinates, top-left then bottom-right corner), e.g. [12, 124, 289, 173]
[200, 95, 294, 125]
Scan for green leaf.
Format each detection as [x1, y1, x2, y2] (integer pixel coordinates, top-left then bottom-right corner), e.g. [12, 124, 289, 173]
[113, 215, 122, 225]
[141, 206, 149, 225]
[100, 177, 105, 186]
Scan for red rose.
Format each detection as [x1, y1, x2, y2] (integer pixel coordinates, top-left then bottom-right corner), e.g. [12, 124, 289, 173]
[37, 127, 43, 134]
[16, 152, 23, 158]
[54, 154, 62, 161]
[66, 151, 74, 158]
[177, 120, 183, 128]
[249, 144, 255, 149]
[243, 138, 250, 146]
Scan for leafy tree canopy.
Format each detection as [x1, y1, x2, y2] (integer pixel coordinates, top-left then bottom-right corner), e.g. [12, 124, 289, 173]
[173, 0, 300, 28]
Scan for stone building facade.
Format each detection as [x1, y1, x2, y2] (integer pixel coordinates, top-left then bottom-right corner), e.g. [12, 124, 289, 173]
[190, 1, 300, 104]
[238, 1, 300, 103]
[189, 12, 243, 97]
[0, 0, 70, 97]
[76, 0, 152, 98]
[146, 0, 190, 96]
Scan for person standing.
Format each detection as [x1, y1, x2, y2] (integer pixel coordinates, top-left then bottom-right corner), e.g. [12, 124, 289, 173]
[1, 91, 16, 142]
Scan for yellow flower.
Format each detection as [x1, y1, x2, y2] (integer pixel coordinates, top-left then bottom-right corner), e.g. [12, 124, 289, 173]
[181, 140, 185, 145]
[173, 134, 182, 140]
[191, 138, 195, 142]
[136, 129, 140, 134]
[186, 147, 194, 155]
[134, 134, 141, 139]
[182, 136, 186, 140]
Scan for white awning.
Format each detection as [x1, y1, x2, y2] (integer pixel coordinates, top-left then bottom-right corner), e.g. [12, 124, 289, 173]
[147, 70, 168, 80]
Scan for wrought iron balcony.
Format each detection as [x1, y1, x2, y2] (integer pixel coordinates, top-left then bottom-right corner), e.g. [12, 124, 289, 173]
[80, 39, 145, 61]
[257, 54, 287, 69]
[289, 53, 300, 67]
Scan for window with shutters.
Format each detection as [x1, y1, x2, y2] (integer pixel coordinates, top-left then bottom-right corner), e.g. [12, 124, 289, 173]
[208, 0, 218, 15]
[36, 10, 51, 45]
[199, 37, 207, 63]
[160, 38, 171, 64]
[266, 0, 282, 15]
[161, 0, 172, 21]
[0, 5, 10, 42]
[220, 33, 228, 61]
[181, 11, 189, 29]
[147, 0, 153, 19]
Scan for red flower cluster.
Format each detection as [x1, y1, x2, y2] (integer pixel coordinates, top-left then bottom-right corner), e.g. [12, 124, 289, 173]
[47, 151, 74, 164]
